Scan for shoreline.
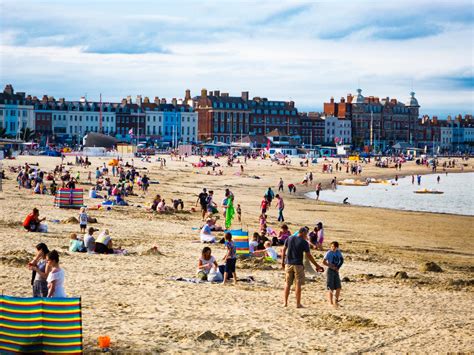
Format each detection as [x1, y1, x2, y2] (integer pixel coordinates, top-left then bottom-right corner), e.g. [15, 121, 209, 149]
[302, 171, 474, 217]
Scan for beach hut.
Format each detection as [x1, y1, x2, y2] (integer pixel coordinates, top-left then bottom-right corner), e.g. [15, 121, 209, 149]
[54, 188, 84, 208]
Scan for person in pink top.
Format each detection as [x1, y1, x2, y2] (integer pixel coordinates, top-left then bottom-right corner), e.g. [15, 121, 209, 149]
[276, 194, 285, 222]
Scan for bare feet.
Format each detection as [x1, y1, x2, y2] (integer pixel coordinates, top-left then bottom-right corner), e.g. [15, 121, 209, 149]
[283, 303, 288, 307]
[296, 304, 305, 309]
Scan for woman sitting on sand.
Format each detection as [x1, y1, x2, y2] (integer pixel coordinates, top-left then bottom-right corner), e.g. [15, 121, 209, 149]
[272, 224, 291, 246]
[200, 219, 216, 243]
[197, 246, 219, 280]
[149, 194, 162, 211]
[95, 229, 114, 254]
[28, 243, 51, 297]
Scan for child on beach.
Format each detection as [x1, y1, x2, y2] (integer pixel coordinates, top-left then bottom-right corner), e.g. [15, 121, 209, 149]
[249, 233, 259, 254]
[79, 207, 88, 233]
[253, 241, 278, 261]
[323, 241, 344, 307]
[222, 232, 237, 285]
[237, 204, 242, 223]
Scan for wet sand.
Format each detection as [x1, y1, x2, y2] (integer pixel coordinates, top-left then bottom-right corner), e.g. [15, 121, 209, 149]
[0, 155, 473, 352]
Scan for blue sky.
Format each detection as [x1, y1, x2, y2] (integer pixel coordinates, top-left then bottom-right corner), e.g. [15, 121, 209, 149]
[0, 0, 472, 117]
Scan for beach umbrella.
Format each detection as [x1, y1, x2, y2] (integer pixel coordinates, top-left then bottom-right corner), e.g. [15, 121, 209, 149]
[225, 195, 235, 229]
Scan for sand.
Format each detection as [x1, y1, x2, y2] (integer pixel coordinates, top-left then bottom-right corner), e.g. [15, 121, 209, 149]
[0, 154, 473, 353]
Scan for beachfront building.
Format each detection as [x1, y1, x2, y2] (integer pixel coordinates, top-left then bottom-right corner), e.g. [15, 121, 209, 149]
[143, 97, 164, 141]
[31, 96, 116, 144]
[300, 112, 325, 146]
[194, 89, 251, 143]
[323, 116, 352, 145]
[178, 104, 197, 144]
[248, 97, 300, 138]
[416, 116, 442, 152]
[323, 89, 420, 151]
[0, 85, 35, 138]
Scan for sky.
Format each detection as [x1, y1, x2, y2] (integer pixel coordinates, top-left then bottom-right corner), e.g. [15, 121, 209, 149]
[0, 0, 473, 117]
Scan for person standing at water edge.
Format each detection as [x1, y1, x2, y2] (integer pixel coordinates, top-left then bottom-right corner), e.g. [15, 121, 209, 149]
[315, 183, 322, 201]
[417, 175, 422, 185]
[437, 176, 440, 184]
[278, 178, 284, 192]
[282, 227, 324, 308]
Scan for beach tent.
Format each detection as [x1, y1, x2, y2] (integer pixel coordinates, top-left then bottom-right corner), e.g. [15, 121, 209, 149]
[0, 295, 82, 354]
[226, 229, 249, 256]
[54, 188, 84, 208]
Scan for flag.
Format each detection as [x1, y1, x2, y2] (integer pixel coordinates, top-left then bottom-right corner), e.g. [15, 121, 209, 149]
[225, 195, 235, 229]
[266, 138, 271, 151]
[129, 128, 134, 137]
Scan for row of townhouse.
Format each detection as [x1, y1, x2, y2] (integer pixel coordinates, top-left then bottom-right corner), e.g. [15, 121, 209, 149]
[193, 89, 352, 145]
[1, 84, 472, 152]
[0, 85, 198, 145]
[418, 115, 474, 152]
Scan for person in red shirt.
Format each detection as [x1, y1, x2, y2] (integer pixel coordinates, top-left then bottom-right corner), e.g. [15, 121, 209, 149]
[23, 208, 45, 232]
[261, 196, 268, 214]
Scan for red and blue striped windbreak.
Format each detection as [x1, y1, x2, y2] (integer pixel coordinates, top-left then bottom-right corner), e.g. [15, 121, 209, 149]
[0, 295, 82, 354]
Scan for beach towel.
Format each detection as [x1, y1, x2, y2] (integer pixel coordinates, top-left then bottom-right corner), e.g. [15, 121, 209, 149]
[0, 295, 82, 354]
[225, 196, 235, 229]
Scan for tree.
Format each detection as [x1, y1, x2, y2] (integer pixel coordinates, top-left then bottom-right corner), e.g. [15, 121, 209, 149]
[19, 127, 36, 141]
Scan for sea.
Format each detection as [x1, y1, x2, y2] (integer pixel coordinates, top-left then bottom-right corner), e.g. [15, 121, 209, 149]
[306, 172, 474, 216]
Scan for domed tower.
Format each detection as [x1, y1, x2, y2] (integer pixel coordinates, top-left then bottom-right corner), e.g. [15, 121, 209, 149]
[355, 88, 365, 104]
[406, 92, 419, 145]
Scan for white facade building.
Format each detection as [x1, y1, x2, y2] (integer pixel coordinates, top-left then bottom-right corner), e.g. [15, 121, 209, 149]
[179, 110, 198, 143]
[440, 126, 452, 148]
[323, 116, 352, 144]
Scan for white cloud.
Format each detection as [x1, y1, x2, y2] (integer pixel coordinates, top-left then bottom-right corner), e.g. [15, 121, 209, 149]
[0, 0, 472, 116]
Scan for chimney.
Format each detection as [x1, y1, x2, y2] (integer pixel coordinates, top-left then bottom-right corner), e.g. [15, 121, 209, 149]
[201, 88, 207, 98]
[42, 95, 48, 103]
[347, 94, 353, 103]
[221, 93, 229, 97]
[340, 97, 345, 103]
[161, 98, 167, 104]
[59, 98, 65, 104]
[209, 91, 213, 96]
[126, 95, 132, 104]
[185, 89, 191, 101]
[241, 91, 249, 101]
[17, 92, 26, 99]
[121, 98, 127, 105]
[214, 90, 220, 97]
[144, 97, 150, 104]
[433, 116, 438, 124]
[154, 96, 160, 104]
[136, 95, 142, 106]
[172, 98, 177, 106]
[289, 101, 295, 108]
[4, 84, 14, 95]
[330, 97, 334, 103]
[80, 96, 86, 103]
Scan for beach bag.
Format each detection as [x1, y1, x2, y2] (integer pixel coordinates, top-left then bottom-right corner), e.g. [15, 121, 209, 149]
[208, 268, 223, 282]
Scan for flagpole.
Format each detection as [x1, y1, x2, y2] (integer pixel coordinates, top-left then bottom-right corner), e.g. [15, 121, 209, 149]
[99, 93, 102, 134]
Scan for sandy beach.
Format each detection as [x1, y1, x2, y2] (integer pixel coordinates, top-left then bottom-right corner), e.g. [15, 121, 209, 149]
[0, 154, 473, 353]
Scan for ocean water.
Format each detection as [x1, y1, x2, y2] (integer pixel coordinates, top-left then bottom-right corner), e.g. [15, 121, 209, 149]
[306, 172, 474, 216]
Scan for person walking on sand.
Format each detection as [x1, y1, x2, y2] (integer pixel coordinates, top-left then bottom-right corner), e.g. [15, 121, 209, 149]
[282, 227, 324, 308]
[278, 178, 284, 192]
[417, 174, 422, 186]
[276, 194, 285, 222]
